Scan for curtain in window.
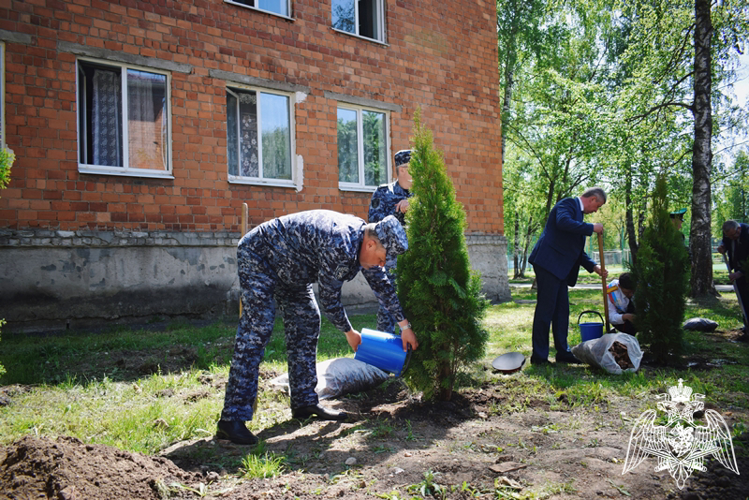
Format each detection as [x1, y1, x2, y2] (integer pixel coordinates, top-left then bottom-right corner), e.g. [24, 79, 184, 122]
[92, 69, 122, 166]
[331, 0, 355, 34]
[239, 92, 259, 177]
[127, 70, 167, 170]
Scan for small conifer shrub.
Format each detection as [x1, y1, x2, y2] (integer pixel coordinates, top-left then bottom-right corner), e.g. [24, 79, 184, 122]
[632, 175, 690, 364]
[397, 110, 489, 401]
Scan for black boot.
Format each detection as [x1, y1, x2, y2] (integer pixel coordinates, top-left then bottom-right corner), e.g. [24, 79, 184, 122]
[216, 420, 258, 445]
[555, 352, 583, 364]
[292, 404, 348, 421]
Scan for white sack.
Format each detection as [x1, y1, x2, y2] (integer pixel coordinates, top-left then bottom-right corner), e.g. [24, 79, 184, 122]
[571, 333, 642, 375]
[269, 357, 390, 400]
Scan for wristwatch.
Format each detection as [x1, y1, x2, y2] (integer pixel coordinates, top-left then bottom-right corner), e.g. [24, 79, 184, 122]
[401, 321, 412, 331]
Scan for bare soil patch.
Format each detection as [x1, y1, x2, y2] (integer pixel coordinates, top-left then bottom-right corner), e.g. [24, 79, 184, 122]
[2, 336, 748, 499]
[0, 435, 202, 500]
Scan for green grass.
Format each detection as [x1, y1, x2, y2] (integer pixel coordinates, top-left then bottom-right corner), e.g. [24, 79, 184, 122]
[1, 289, 748, 458]
[240, 441, 288, 479]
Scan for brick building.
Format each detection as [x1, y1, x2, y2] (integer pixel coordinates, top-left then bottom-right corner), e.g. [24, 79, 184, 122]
[0, 0, 509, 333]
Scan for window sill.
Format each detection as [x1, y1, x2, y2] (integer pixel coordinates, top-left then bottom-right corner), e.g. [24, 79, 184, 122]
[338, 185, 379, 193]
[224, 0, 294, 21]
[228, 176, 296, 188]
[331, 28, 388, 46]
[78, 165, 174, 180]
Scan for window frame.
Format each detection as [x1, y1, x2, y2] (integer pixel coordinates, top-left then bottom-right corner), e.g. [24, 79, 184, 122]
[331, 0, 386, 44]
[337, 103, 391, 193]
[225, 84, 297, 188]
[76, 57, 173, 179]
[224, 0, 293, 20]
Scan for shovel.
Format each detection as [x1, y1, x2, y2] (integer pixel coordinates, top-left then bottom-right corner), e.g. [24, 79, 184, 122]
[598, 232, 612, 333]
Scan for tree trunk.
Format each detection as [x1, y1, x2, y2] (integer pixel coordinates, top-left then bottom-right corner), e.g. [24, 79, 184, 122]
[690, 0, 717, 297]
[513, 215, 520, 278]
[625, 166, 639, 265]
[520, 215, 533, 276]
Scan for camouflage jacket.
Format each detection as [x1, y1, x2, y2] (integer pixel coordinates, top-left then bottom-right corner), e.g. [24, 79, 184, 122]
[245, 210, 405, 332]
[368, 181, 412, 225]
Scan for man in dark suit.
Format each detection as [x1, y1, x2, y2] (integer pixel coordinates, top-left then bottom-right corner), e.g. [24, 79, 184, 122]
[717, 219, 749, 341]
[529, 188, 608, 365]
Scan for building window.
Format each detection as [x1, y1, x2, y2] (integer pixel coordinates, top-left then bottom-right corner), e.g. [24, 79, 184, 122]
[337, 105, 388, 190]
[77, 59, 171, 178]
[332, 0, 384, 42]
[226, 0, 290, 18]
[227, 86, 294, 186]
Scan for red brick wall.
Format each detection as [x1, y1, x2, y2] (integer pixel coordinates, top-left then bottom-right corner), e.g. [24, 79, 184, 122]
[0, 0, 503, 234]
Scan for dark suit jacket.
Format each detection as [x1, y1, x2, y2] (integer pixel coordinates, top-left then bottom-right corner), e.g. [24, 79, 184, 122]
[529, 197, 596, 286]
[722, 222, 749, 273]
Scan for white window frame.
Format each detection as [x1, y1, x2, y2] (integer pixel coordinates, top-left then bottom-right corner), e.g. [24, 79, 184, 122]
[76, 57, 173, 179]
[224, 0, 293, 20]
[337, 103, 391, 193]
[331, 0, 386, 43]
[226, 84, 297, 188]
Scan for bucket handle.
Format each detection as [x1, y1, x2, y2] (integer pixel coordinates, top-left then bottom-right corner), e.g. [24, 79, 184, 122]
[398, 347, 412, 377]
[577, 310, 604, 325]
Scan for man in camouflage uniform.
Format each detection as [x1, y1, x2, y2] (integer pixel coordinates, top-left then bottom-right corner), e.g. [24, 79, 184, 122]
[217, 210, 419, 445]
[368, 149, 413, 333]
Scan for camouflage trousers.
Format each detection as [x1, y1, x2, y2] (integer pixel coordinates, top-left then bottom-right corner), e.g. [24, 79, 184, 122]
[376, 255, 398, 333]
[221, 243, 321, 422]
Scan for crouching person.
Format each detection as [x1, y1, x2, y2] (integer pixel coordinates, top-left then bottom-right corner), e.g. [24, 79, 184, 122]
[217, 210, 419, 445]
[607, 272, 637, 335]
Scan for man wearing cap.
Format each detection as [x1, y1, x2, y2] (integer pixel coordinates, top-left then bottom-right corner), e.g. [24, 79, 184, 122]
[718, 219, 749, 340]
[670, 208, 689, 249]
[217, 210, 419, 445]
[368, 149, 413, 333]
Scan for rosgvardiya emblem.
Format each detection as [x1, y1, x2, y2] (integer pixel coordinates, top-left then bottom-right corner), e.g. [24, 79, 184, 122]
[622, 379, 740, 489]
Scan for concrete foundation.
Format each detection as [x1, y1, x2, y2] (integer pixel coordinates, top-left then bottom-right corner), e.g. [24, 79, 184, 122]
[0, 229, 510, 334]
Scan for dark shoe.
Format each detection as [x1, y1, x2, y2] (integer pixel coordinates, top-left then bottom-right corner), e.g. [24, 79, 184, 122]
[292, 404, 348, 421]
[216, 420, 258, 445]
[530, 355, 550, 366]
[555, 352, 583, 364]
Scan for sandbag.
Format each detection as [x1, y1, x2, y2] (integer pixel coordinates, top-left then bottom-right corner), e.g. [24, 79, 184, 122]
[682, 317, 719, 332]
[571, 333, 642, 374]
[269, 357, 390, 400]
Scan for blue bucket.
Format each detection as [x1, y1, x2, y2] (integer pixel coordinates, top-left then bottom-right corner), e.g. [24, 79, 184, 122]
[578, 310, 604, 342]
[354, 328, 411, 377]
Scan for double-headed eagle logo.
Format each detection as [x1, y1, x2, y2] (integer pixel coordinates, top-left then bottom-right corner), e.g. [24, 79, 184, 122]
[622, 379, 740, 489]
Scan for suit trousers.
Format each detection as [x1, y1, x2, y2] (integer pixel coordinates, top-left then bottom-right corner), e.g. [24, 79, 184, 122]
[735, 275, 749, 329]
[532, 265, 573, 359]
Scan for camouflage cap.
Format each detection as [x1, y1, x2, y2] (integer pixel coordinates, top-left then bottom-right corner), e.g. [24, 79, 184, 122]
[374, 215, 408, 258]
[394, 149, 411, 167]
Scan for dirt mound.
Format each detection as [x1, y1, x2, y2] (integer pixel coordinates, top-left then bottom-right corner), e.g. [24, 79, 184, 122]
[0, 435, 201, 500]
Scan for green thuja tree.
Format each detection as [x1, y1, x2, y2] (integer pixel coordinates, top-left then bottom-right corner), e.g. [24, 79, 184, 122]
[632, 175, 690, 364]
[397, 110, 489, 401]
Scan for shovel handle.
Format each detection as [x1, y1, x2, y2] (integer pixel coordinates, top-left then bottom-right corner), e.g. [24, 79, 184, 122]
[597, 232, 611, 332]
[240, 202, 248, 318]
